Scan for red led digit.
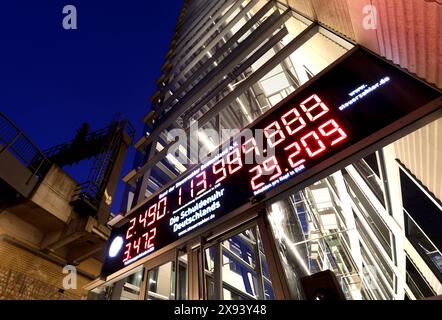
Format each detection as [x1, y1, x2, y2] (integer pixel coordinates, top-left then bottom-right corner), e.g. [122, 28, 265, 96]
[133, 237, 141, 255]
[142, 232, 149, 250]
[284, 141, 306, 168]
[318, 119, 348, 146]
[126, 217, 136, 240]
[190, 179, 194, 198]
[143, 228, 156, 250]
[212, 158, 227, 184]
[242, 137, 260, 156]
[264, 121, 286, 148]
[123, 243, 131, 263]
[300, 94, 329, 122]
[178, 187, 182, 206]
[301, 131, 327, 157]
[147, 203, 156, 226]
[281, 108, 306, 135]
[263, 156, 282, 181]
[157, 197, 167, 220]
[195, 170, 207, 196]
[227, 148, 243, 174]
[139, 211, 147, 228]
[249, 165, 265, 190]
[148, 228, 156, 249]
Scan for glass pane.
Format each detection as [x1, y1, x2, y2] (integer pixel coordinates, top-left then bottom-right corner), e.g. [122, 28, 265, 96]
[204, 226, 274, 300]
[352, 157, 385, 206]
[89, 268, 144, 300]
[146, 261, 175, 300]
[223, 287, 247, 300]
[267, 189, 366, 300]
[120, 269, 143, 300]
[178, 254, 188, 300]
[88, 283, 113, 300]
[204, 246, 216, 300]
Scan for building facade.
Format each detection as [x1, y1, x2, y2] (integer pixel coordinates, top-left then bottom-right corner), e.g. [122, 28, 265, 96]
[0, 115, 133, 299]
[87, 0, 442, 300]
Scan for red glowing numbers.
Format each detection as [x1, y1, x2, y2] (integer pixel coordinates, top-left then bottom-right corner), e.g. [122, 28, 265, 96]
[300, 131, 326, 157]
[318, 119, 348, 146]
[137, 201, 160, 230]
[212, 158, 227, 184]
[300, 94, 329, 122]
[178, 187, 182, 206]
[123, 243, 131, 263]
[249, 165, 264, 190]
[142, 228, 156, 250]
[227, 148, 243, 174]
[249, 156, 283, 190]
[242, 137, 260, 156]
[249, 94, 348, 190]
[204, 95, 347, 192]
[284, 141, 305, 168]
[147, 204, 156, 226]
[122, 228, 157, 264]
[121, 94, 350, 265]
[263, 156, 282, 181]
[122, 196, 168, 263]
[126, 218, 136, 240]
[264, 121, 286, 148]
[133, 238, 141, 255]
[191, 171, 207, 197]
[157, 197, 167, 220]
[281, 108, 306, 135]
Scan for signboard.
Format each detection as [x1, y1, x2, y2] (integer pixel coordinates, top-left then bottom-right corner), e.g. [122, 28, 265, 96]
[102, 48, 441, 277]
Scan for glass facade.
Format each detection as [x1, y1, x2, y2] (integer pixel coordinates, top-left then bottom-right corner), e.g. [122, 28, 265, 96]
[264, 145, 442, 300]
[89, 267, 144, 300]
[92, 0, 442, 300]
[204, 226, 274, 300]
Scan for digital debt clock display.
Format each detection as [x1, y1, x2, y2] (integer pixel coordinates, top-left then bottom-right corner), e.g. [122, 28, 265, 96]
[102, 48, 441, 277]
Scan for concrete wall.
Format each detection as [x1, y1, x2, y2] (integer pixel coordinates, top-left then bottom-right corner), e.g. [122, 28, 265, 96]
[0, 164, 104, 299]
[0, 213, 44, 245]
[30, 165, 78, 224]
[0, 146, 39, 197]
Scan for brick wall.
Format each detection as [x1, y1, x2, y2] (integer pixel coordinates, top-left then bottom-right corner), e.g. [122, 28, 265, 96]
[0, 240, 93, 300]
[0, 266, 80, 300]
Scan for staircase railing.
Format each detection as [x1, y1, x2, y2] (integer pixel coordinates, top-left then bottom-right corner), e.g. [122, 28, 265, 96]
[70, 119, 135, 212]
[0, 112, 51, 182]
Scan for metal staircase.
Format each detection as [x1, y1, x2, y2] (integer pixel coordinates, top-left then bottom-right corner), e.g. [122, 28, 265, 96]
[70, 118, 135, 216]
[0, 112, 51, 202]
[0, 111, 135, 218]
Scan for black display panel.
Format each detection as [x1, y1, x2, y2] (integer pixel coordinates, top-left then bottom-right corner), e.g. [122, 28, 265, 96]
[101, 48, 440, 277]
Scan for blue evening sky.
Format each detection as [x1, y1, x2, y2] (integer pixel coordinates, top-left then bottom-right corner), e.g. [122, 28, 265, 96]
[0, 1, 183, 213]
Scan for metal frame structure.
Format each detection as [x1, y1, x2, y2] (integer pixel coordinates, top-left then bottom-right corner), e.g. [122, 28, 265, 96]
[87, 0, 442, 301]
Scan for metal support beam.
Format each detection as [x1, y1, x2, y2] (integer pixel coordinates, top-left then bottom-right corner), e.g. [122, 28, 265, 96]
[180, 0, 276, 78]
[125, 24, 318, 186]
[252, 226, 266, 300]
[173, 0, 234, 60]
[197, 24, 317, 126]
[171, 0, 261, 78]
[213, 242, 223, 299]
[162, 0, 276, 110]
[154, 9, 292, 142]
[181, 25, 289, 119]
[256, 213, 292, 299]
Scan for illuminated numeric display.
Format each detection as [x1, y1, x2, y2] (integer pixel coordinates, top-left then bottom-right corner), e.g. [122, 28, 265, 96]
[247, 94, 348, 191]
[102, 49, 441, 277]
[114, 94, 349, 265]
[122, 197, 167, 263]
